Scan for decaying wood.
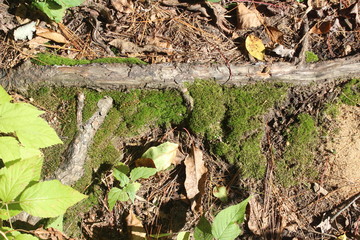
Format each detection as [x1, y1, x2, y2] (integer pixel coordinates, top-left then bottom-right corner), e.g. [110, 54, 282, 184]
[54, 96, 113, 186]
[1, 54, 359, 91]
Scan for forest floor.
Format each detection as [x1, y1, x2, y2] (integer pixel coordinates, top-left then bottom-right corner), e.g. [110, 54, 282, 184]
[0, 0, 359, 240]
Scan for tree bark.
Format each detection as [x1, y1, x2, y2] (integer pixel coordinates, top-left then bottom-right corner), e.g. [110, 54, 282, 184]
[1, 54, 359, 91]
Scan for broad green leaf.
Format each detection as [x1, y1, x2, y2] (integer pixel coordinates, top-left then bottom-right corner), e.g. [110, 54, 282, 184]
[141, 142, 179, 171]
[0, 102, 43, 132]
[0, 157, 43, 202]
[14, 234, 39, 240]
[177, 232, 190, 240]
[213, 186, 228, 203]
[0, 136, 20, 163]
[124, 182, 141, 203]
[113, 165, 130, 187]
[108, 187, 129, 210]
[130, 167, 157, 181]
[115, 162, 130, 174]
[211, 197, 251, 240]
[45, 215, 63, 232]
[0, 203, 22, 220]
[20, 147, 42, 160]
[32, 0, 84, 22]
[194, 216, 213, 240]
[16, 117, 62, 148]
[19, 180, 87, 218]
[0, 86, 11, 104]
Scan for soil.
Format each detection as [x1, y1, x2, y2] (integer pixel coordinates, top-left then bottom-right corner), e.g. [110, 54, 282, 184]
[0, 0, 359, 240]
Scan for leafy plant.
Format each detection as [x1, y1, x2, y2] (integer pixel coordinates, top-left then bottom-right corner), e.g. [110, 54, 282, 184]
[32, 0, 85, 22]
[194, 196, 250, 240]
[305, 51, 319, 63]
[0, 85, 87, 239]
[108, 142, 178, 210]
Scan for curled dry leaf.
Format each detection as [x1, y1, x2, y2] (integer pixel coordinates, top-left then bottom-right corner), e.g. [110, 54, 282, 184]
[309, 21, 332, 34]
[36, 27, 68, 44]
[126, 211, 146, 240]
[236, 3, 263, 29]
[265, 26, 283, 45]
[272, 44, 295, 58]
[245, 35, 265, 61]
[111, 0, 134, 13]
[184, 146, 207, 200]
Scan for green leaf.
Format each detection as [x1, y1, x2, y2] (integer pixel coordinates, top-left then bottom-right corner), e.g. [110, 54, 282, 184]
[19, 180, 87, 218]
[45, 215, 63, 232]
[0, 227, 20, 240]
[0, 102, 62, 148]
[0, 136, 21, 163]
[0, 86, 11, 104]
[130, 167, 157, 181]
[16, 118, 62, 148]
[211, 197, 250, 240]
[194, 216, 213, 240]
[14, 234, 39, 240]
[0, 203, 22, 220]
[32, 0, 84, 22]
[108, 187, 129, 210]
[124, 182, 141, 203]
[113, 165, 130, 187]
[141, 142, 179, 171]
[0, 157, 43, 202]
[213, 186, 228, 203]
[20, 147, 42, 160]
[177, 232, 190, 240]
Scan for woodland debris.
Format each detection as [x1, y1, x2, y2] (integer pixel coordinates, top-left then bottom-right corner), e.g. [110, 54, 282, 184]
[236, 3, 263, 29]
[54, 95, 113, 186]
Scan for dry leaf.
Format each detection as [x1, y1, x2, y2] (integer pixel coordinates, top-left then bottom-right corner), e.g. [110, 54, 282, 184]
[309, 21, 332, 34]
[135, 158, 156, 168]
[245, 35, 265, 61]
[247, 196, 270, 235]
[265, 26, 284, 44]
[36, 27, 68, 43]
[27, 36, 50, 49]
[111, 0, 134, 13]
[126, 211, 146, 240]
[109, 39, 142, 54]
[236, 3, 263, 29]
[184, 146, 207, 200]
[146, 36, 173, 55]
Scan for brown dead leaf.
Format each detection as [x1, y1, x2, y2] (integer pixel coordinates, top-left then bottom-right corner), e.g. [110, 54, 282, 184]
[126, 211, 146, 240]
[27, 36, 49, 49]
[236, 3, 263, 29]
[109, 39, 142, 54]
[309, 21, 332, 34]
[247, 196, 270, 236]
[184, 146, 207, 200]
[111, 0, 134, 13]
[135, 158, 156, 168]
[146, 36, 173, 55]
[36, 27, 68, 43]
[33, 227, 74, 240]
[265, 26, 284, 45]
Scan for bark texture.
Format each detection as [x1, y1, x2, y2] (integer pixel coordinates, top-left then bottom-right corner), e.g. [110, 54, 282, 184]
[1, 54, 359, 91]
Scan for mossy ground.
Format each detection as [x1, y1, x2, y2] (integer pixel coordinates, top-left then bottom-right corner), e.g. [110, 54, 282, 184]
[27, 79, 358, 237]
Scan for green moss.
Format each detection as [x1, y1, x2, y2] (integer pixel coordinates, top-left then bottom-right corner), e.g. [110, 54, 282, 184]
[188, 80, 226, 140]
[31, 53, 147, 66]
[305, 51, 319, 63]
[219, 83, 288, 178]
[339, 79, 360, 106]
[276, 114, 318, 186]
[27, 87, 78, 177]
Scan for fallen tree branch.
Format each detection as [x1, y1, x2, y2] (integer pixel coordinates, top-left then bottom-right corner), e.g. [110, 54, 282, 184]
[54, 95, 113, 186]
[1, 54, 359, 91]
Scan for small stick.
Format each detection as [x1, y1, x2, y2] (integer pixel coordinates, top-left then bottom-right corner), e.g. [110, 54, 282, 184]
[76, 92, 85, 129]
[330, 192, 360, 222]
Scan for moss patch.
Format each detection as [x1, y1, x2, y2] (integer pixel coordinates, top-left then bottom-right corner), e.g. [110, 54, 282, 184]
[276, 113, 319, 187]
[339, 79, 360, 106]
[305, 51, 319, 63]
[189, 80, 288, 178]
[31, 53, 147, 66]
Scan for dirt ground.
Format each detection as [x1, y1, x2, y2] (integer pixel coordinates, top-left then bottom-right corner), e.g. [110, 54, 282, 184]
[0, 0, 359, 240]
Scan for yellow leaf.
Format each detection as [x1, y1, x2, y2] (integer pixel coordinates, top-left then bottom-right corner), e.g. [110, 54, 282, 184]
[245, 35, 265, 61]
